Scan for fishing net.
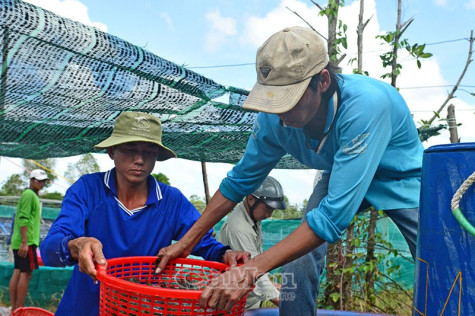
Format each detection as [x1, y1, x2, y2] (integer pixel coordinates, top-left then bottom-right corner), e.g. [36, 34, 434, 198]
[0, 0, 307, 169]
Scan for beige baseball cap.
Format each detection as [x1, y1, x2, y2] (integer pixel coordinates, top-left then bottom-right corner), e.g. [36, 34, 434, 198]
[242, 26, 329, 114]
[94, 111, 177, 161]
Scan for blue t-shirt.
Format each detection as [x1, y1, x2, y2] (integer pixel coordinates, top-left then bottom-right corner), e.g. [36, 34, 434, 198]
[220, 74, 423, 243]
[41, 168, 228, 316]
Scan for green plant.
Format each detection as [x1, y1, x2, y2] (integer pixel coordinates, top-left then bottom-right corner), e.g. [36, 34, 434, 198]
[377, 32, 432, 81]
[317, 212, 413, 314]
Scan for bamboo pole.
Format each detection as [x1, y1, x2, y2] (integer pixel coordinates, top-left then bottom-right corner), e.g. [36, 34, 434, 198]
[201, 161, 210, 205]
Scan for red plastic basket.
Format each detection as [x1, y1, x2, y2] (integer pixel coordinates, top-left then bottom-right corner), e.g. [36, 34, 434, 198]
[12, 307, 54, 316]
[96, 256, 247, 315]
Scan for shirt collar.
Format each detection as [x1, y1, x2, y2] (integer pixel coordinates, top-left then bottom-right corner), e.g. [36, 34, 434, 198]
[238, 202, 261, 231]
[324, 91, 338, 134]
[103, 168, 163, 205]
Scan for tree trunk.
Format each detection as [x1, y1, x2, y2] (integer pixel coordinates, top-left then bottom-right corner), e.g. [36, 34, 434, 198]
[341, 222, 355, 310]
[357, 0, 364, 71]
[364, 209, 378, 307]
[327, 0, 339, 59]
[447, 104, 459, 143]
[323, 240, 343, 309]
[391, 0, 402, 87]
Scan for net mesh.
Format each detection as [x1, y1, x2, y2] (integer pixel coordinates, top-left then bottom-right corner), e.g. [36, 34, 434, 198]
[0, 0, 307, 169]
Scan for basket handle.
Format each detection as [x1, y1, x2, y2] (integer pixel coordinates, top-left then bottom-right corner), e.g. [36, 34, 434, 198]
[451, 170, 475, 237]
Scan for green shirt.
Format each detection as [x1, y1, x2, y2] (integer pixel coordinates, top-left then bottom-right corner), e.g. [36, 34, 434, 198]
[11, 188, 41, 249]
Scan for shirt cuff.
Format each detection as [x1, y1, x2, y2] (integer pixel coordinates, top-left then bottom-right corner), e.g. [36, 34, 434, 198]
[216, 245, 232, 263]
[57, 235, 77, 266]
[219, 180, 245, 203]
[306, 210, 342, 243]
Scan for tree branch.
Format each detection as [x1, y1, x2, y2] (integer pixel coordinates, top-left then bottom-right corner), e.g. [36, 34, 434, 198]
[399, 17, 414, 35]
[285, 6, 327, 40]
[309, 0, 324, 11]
[427, 30, 474, 125]
[336, 53, 347, 65]
[363, 16, 373, 29]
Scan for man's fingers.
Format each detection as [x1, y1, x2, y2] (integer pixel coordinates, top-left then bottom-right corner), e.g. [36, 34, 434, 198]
[76, 239, 105, 280]
[199, 286, 213, 308]
[92, 243, 106, 266]
[224, 294, 239, 312]
[154, 251, 169, 274]
[79, 249, 96, 277]
[227, 255, 237, 268]
[241, 252, 251, 263]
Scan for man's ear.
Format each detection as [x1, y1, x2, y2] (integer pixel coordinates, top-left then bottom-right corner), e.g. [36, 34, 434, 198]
[318, 69, 331, 94]
[107, 147, 115, 159]
[246, 195, 256, 207]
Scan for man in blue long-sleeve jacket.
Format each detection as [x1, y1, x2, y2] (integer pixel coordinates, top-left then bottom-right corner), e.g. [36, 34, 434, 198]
[41, 111, 249, 316]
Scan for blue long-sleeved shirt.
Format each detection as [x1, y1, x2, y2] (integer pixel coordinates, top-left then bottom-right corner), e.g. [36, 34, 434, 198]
[41, 168, 229, 316]
[220, 74, 423, 243]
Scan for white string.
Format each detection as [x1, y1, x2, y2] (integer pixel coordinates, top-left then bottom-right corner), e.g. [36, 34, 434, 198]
[451, 171, 475, 210]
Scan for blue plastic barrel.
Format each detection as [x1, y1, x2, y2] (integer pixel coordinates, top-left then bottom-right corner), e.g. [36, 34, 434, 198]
[413, 143, 475, 316]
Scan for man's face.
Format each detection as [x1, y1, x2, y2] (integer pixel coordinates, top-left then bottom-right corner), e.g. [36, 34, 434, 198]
[109, 142, 160, 185]
[249, 196, 275, 221]
[31, 178, 47, 191]
[277, 86, 321, 128]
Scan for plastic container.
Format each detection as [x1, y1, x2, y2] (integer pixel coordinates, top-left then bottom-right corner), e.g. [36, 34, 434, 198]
[413, 143, 475, 315]
[96, 256, 247, 315]
[12, 307, 54, 316]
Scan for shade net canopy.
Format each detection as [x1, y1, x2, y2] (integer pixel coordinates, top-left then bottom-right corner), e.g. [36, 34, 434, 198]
[0, 0, 308, 169]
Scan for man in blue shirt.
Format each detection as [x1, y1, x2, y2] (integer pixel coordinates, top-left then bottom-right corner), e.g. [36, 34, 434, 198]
[157, 26, 423, 315]
[40, 111, 249, 316]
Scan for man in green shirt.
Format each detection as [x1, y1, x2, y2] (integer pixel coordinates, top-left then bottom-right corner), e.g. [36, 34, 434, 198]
[9, 169, 48, 312]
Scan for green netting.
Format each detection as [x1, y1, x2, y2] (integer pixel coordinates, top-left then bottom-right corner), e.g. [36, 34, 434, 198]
[214, 216, 414, 289]
[0, 0, 307, 169]
[0, 261, 71, 310]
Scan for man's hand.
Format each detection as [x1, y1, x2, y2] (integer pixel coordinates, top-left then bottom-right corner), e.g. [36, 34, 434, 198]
[199, 264, 258, 312]
[222, 250, 251, 268]
[18, 241, 28, 258]
[155, 241, 191, 274]
[68, 237, 106, 281]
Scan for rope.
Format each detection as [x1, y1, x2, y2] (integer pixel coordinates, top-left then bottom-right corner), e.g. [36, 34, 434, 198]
[2, 156, 72, 190]
[29, 159, 75, 184]
[450, 171, 475, 237]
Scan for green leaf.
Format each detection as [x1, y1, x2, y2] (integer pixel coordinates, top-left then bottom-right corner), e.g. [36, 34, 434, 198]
[330, 293, 340, 303]
[342, 38, 348, 49]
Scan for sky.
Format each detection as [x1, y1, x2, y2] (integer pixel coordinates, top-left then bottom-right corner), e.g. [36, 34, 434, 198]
[0, 0, 474, 206]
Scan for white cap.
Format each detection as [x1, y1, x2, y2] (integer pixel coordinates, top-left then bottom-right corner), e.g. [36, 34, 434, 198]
[30, 169, 49, 180]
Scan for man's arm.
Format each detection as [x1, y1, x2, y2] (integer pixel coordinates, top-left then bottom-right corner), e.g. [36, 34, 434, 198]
[200, 221, 324, 311]
[155, 189, 236, 273]
[40, 177, 92, 267]
[18, 226, 29, 258]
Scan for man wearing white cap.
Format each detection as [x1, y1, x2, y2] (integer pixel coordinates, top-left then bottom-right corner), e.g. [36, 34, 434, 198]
[9, 169, 49, 312]
[40, 111, 249, 316]
[157, 26, 423, 315]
